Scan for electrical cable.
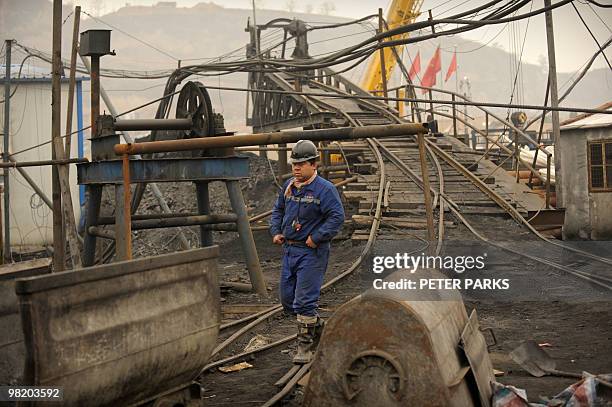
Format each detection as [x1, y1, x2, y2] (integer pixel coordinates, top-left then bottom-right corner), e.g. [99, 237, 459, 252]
[586, 0, 612, 8]
[82, 10, 179, 61]
[571, 2, 612, 72]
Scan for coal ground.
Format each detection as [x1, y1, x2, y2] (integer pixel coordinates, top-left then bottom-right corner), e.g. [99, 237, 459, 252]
[98, 153, 610, 404]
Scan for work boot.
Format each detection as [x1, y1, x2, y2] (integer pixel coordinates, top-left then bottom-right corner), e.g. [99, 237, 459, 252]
[293, 316, 324, 364]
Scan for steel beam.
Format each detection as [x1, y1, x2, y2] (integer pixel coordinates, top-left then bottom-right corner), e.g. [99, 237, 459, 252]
[226, 180, 267, 296]
[77, 157, 249, 185]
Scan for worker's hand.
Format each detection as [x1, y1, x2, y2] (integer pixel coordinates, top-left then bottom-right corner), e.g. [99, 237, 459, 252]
[306, 235, 318, 248]
[273, 234, 285, 245]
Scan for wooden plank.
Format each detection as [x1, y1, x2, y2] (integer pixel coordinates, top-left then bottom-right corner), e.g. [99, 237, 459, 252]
[0, 258, 52, 277]
[221, 304, 278, 315]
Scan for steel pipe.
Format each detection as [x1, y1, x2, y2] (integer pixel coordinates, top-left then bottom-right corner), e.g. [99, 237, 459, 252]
[132, 214, 237, 230]
[0, 158, 87, 168]
[114, 123, 429, 156]
[114, 118, 192, 131]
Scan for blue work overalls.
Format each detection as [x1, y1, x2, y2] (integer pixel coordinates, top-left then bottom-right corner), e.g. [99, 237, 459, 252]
[269, 176, 345, 317]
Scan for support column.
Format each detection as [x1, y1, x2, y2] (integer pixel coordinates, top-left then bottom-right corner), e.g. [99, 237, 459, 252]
[114, 184, 130, 261]
[196, 181, 213, 247]
[51, 0, 65, 270]
[3, 40, 11, 262]
[417, 133, 435, 251]
[82, 185, 102, 266]
[278, 143, 288, 181]
[225, 180, 267, 295]
[544, 0, 562, 207]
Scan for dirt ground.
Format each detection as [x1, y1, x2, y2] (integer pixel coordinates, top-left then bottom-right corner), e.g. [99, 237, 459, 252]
[200, 222, 612, 405]
[98, 154, 610, 405]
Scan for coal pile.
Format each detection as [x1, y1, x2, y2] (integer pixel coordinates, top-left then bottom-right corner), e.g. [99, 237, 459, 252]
[98, 153, 281, 260]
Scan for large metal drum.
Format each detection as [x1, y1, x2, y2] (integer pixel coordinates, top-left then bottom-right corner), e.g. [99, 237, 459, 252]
[14, 247, 220, 406]
[303, 269, 492, 406]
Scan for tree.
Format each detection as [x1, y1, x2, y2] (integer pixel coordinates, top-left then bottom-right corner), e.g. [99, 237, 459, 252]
[286, 0, 296, 12]
[319, 1, 335, 15]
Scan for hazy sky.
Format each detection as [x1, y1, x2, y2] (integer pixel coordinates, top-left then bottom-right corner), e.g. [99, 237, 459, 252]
[72, 0, 612, 73]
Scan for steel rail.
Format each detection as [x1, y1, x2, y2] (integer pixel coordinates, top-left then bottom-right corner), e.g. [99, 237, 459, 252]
[425, 138, 612, 268]
[314, 78, 610, 289]
[249, 137, 388, 405]
[254, 79, 445, 406]
[196, 142, 387, 370]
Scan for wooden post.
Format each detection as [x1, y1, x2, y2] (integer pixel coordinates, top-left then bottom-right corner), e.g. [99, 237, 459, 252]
[544, 0, 562, 206]
[484, 112, 489, 159]
[452, 94, 457, 139]
[546, 154, 551, 209]
[51, 0, 82, 269]
[278, 142, 288, 180]
[51, 0, 65, 270]
[3, 40, 11, 263]
[0, 185, 3, 264]
[417, 133, 435, 249]
[64, 6, 80, 159]
[514, 130, 520, 183]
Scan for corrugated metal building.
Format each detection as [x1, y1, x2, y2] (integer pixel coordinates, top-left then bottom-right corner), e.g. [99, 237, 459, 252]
[559, 103, 612, 240]
[0, 64, 87, 251]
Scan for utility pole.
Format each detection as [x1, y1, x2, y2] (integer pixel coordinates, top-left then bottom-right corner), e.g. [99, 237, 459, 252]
[51, 0, 65, 270]
[544, 0, 562, 207]
[3, 40, 11, 262]
[52, 5, 83, 269]
[65, 6, 81, 159]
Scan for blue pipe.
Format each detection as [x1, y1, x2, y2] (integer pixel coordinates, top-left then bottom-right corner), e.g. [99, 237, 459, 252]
[76, 80, 86, 232]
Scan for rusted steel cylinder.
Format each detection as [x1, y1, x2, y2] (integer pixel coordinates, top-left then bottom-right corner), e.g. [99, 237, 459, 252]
[114, 123, 429, 156]
[114, 118, 192, 131]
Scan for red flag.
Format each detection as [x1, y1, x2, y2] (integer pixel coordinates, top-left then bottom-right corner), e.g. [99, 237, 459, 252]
[420, 47, 441, 94]
[408, 51, 421, 81]
[445, 51, 457, 82]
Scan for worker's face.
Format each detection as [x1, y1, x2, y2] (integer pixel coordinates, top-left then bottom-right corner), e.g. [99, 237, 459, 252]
[292, 160, 316, 182]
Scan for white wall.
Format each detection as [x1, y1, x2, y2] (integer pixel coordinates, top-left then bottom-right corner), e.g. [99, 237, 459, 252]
[0, 80, 84, 250]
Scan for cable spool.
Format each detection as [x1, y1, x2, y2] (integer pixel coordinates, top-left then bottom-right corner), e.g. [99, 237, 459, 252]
[175, 81, 215, 139]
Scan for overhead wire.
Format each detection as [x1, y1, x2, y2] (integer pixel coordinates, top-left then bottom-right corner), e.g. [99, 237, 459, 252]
[82, 10, 179, 61]
[571, 2, 612, 72]
[584, 1, 612, 32]
[585, 0, 612, 8]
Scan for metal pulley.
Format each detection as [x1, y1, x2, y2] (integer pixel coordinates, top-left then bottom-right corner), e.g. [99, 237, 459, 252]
[175, 81, 216, 139]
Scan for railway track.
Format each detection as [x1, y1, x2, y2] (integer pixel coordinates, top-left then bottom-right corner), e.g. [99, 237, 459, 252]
[184, 68, 612, 405]
[195, 71, 612, 406]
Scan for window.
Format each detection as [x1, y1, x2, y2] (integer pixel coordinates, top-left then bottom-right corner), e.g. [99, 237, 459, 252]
[588, 140, 612, 192]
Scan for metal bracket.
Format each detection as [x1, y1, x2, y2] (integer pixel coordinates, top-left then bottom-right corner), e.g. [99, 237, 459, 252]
[342, 349, 406, 402]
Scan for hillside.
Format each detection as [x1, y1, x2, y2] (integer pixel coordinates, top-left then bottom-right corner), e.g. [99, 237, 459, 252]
[2, 0, 610, 131]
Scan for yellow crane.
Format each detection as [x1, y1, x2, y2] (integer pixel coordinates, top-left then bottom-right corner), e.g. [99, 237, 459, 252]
[361, 0, 423, 94]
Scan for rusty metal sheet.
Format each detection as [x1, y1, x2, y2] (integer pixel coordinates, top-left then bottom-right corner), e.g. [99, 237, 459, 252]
[15, 247, 220, 406]
[460, 309, 495, 407]
[0, 259, 51, 385]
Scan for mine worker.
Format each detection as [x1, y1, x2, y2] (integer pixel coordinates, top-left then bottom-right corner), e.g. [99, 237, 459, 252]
[269, 140, 345, 364]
